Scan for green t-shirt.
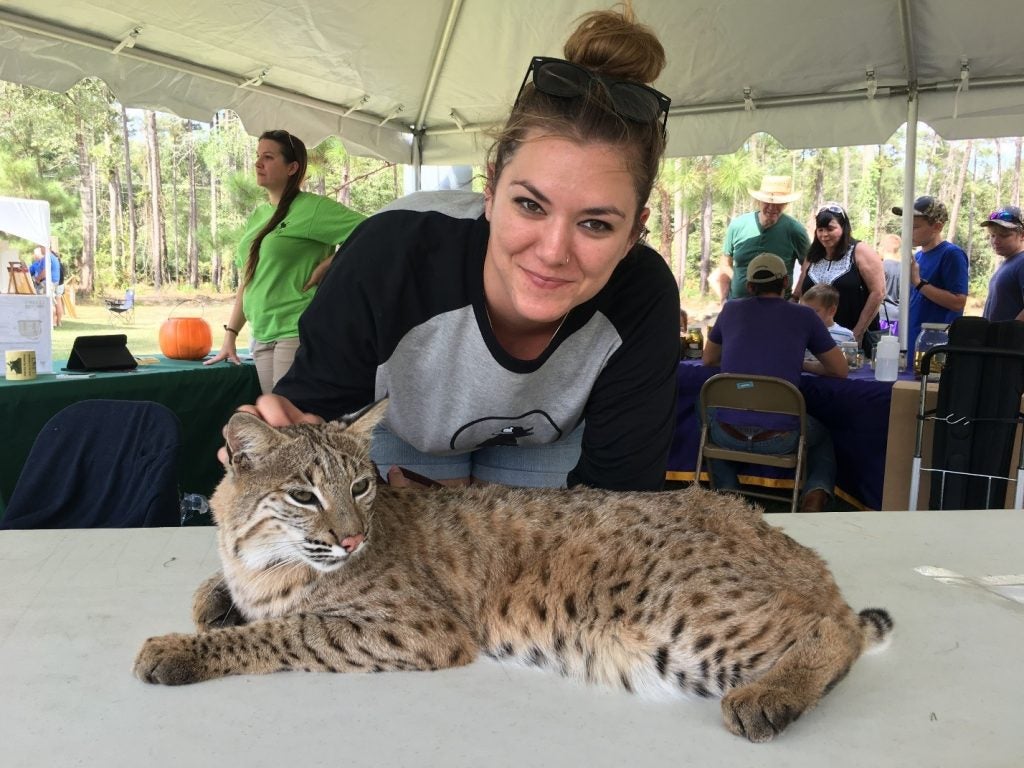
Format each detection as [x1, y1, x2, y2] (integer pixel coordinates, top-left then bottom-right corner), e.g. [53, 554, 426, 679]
[237, 191, 365, 341]
[723, 211, 809, 299]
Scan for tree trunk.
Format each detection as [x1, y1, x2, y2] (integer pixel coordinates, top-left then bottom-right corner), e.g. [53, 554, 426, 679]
[121, 104, 138, 284]
[811, 151, 825, 213]
[994, 138, 1002, 209]
[699, 157, 714, 297]
[938, 144, 959, 205]
[340, 156, 352, 205]
[657, 182, 673, 265]
[842, 147, 850, 210]
[947, 140, 973, 244]
[210, 114, 221, 291]
[1013, 137, 1022, 208]
[74, 112, 96, 293]
[186, 122, 199, 288]
[923, 133, 940, 196]
[145, 110, 165, 289]
[673, 176, 684, 290]
[108, 165, 121, 274]
[874, 147, 884, 248]
[90, 154, 99, 263]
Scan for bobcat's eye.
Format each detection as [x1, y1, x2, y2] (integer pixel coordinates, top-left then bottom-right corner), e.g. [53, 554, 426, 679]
[351, 478, 371, 497]
[288, 489, 315, 505]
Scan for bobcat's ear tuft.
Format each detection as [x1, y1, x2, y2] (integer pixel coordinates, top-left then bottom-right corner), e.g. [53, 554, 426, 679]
[224, 412, 287, 471]
[337, 398, 388, 441]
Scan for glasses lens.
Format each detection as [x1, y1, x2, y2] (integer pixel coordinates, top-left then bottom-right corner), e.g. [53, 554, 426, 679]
[526, 57, 670, 133]
[991, 210, 1018, 223]
[533, 60, 589, 99]
[607, 82, 663, 122]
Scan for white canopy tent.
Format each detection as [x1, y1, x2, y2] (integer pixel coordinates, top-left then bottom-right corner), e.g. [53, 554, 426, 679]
[0, 197, 50, 250]
[2, 0, 1024, 344]
[2, 1, 1024, 165]
[0, 196, 52, 293]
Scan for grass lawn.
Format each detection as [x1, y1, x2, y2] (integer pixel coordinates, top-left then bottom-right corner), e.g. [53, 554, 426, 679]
[52, 293, 237, 361]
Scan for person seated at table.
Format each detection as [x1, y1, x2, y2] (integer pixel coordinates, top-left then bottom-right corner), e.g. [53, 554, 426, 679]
[702, 252, 848, 512]
[801, 284, 855, 345]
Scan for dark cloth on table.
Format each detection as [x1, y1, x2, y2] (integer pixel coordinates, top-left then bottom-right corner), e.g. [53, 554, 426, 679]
[1, 400, 182, 529]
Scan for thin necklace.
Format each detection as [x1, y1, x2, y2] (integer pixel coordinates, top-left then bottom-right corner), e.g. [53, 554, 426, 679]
[484, 305, 570, 350]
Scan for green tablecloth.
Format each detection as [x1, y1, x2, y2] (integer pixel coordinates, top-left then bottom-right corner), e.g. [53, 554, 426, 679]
[0, 356, 261, 517]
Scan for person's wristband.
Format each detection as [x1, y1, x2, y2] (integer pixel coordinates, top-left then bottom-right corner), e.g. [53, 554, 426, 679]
[223, 325, 239, 335]
[916, 279, 929, 291]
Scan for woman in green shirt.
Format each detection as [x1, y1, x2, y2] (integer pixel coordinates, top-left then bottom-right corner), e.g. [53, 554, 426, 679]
[207, 130, 366, 393]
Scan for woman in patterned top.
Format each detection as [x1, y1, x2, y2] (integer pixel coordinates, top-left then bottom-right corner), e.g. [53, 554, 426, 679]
[794, 202, 885, 353]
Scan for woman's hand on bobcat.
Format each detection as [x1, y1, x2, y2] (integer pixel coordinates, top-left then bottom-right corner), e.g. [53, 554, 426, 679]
[218, 394, 323, 466]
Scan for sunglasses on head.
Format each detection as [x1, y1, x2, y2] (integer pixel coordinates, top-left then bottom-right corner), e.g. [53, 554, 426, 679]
[817, 204, 846, 219]
[514, 56, 671, 135]
[267, 130, 297, 155]
[988, 209, 1023, 226]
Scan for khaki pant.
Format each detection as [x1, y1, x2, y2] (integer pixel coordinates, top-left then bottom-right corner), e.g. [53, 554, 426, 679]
[249, 336, 301, 395]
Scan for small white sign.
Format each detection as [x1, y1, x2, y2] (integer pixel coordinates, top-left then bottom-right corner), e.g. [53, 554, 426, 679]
[0, 294, 53, 375]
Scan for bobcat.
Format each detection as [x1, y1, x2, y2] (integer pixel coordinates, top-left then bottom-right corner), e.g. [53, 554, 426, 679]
[133, 402, 892, 742]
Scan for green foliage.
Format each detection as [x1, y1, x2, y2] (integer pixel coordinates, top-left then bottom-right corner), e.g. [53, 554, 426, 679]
[0, 79, 1021, 313]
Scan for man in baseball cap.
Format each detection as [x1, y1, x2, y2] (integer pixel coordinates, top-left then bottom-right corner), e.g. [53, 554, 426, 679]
[891, 195, 968, 357]
[980, 205, 1024, 321]
[702, 252, 847, 513]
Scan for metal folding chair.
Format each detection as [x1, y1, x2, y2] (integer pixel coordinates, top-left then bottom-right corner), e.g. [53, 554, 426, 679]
[696, 373, 808, 513]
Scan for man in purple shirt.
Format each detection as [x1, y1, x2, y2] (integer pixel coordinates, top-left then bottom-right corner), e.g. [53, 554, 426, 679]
[703, 252, 848, 512]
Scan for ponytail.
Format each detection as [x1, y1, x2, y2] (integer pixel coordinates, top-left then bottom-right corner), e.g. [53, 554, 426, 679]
[244, 130, 308, 285]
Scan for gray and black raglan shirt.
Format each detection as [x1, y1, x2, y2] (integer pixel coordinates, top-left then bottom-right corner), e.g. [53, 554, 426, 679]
[275, 199, 679, 491]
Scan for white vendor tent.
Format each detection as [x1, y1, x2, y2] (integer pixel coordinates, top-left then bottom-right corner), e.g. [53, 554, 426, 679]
[1, 0, 1023, 346]
[0, 197, 50, 251]
[0, 0, 1023, 166]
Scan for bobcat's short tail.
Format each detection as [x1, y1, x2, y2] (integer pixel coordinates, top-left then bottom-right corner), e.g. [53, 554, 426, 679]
[857, 608, 894, 651]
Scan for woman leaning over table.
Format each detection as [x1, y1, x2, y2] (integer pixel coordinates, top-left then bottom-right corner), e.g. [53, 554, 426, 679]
[794, 202, 885, 355]
[206, 130, 366, 393]
[230, 5, 681, 492]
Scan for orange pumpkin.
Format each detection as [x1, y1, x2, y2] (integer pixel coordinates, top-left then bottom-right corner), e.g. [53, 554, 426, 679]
[159, 316, 212, 360]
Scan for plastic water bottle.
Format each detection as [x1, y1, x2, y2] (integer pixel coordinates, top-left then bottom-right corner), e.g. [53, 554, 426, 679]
[179, 493, 211, 526]
[874, 335, 900, 382]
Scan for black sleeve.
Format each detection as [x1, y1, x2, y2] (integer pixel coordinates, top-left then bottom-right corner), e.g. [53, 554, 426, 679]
[272, 219, 381, 420]
[567, 252, 680, 491]
[274, 210, 483, 421]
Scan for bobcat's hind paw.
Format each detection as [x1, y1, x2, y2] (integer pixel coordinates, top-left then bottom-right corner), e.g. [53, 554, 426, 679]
[133, 633, 210, 685]
[721, 685, 805, 743]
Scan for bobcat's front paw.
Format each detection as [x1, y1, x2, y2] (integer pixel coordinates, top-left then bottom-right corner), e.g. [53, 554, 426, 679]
[133, 633, 211, 685]
[721, 684, 804, 743]
[192, 573, 245, 632]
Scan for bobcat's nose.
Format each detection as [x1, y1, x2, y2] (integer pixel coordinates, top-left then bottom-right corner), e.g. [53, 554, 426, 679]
[340, 533, 365, 554]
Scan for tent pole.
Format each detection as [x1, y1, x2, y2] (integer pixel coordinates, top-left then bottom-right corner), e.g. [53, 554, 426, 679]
[412, 131, 423, 192]
[899, 92, 919, 358]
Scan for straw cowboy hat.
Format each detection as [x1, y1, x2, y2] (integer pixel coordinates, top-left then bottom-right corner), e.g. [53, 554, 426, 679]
[749, 175, 802, 204]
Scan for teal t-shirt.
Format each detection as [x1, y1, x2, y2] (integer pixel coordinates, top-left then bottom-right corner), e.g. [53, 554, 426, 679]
[723, 211, 809, 298]
[237, 191, 365, 341]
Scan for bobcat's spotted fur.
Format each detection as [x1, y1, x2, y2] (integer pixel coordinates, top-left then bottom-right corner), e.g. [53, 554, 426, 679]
[133, 402, 892, 742]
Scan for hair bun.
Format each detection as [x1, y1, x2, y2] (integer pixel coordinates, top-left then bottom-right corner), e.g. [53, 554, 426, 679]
[562, 6, 666, 85]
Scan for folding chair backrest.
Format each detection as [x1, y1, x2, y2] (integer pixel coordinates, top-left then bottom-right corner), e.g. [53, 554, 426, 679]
[1, 400, 182, 529]
[696, 373, 808, 513]
[699, 374, 805, 422]
[124, 288, 135, 308]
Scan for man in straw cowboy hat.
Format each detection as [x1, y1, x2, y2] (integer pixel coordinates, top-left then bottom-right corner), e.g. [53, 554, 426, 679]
[719, 175, 809, 302]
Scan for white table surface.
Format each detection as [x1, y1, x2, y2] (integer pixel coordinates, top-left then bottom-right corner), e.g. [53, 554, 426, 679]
[1, 511, 1022, 768]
